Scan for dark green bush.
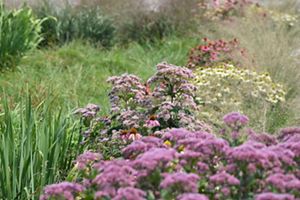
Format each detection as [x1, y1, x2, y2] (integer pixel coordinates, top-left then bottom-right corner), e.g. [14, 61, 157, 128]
[0, 3, 43, 69]
[34, 3, 115, 48]
[117, 11, 175, 44]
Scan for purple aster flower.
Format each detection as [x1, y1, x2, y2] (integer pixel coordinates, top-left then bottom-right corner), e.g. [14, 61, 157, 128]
[40, 182, 84, 200]
[266, 173, 300, 192]
[177, 193, 209, 200]
[188, 138, 229, 160]
[74, 103, 100, 118]
[112, 187, 146, 200]
[267, 146, 296, 167]
[197, 162, 209, 174]
[160, 172, 199, 193]
[178, 150, 203, 163]
[249, 131, 278, 146]
[145, 119, 160, 128]
[223, 112, 249, 128]
[255, 193, 295, 200]
[209, 171, 240, 185]
[92, 160, 137, 197]
[122, 136, 163, 159]
[279, 127, 300, 142]
[133, 148, 177, 176]
[75, 151, 102, 170]
[227, 142, 272, 170]
[162, 129, 196, 142]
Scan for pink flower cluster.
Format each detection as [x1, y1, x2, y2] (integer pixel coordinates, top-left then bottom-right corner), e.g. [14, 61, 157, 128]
[40, 113, 300, 200]
[187, 38, 244, 67]
[75, 62, 211, 150]
[203, 0, 257, 20]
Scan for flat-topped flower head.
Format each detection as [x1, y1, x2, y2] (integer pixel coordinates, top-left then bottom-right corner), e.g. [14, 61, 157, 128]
[75, 151, 102, 170]
[255, 193, 295, 200]
[113, 187, 146, 200]
[177, 193, 209, 200]
[209, 171, 240, 186]
[223, 112, 249, 127]
[160, 172, 200, 193]
[40, 182, 84, 200]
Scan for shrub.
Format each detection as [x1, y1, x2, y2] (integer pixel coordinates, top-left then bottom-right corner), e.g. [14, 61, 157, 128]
[0, 3, 43, 69]
[40, 114, 300, 200]
[193, 64, 286, 131]
[74, 6, 115, 47]
[89, 0, 199, 44]
[201, 0, 257, 21]
[0, 97, 83, 199]
[117, 11, 175, 44]
[34, 3, 115, 47]
[187, 38, 245, 68]
[73, 62, 211, 158]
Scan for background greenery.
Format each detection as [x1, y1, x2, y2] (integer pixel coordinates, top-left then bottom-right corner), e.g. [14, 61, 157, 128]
[0, 0, 299, 199]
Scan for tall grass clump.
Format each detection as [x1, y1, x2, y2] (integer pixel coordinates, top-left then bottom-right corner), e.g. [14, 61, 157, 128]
[0, 97, 83, 199]
[0, 3, 43, 69]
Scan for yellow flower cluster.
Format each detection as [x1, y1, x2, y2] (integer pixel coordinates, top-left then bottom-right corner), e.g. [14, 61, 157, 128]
[193, 64, 286, 124]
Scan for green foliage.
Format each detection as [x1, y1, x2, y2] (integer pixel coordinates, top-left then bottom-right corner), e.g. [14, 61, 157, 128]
[0, 38, 198, 112]
[34, 2, 115, 47]
[0, 97, 83, 199]
[117, 11, 175, 44]
[0, 3, 43, 69]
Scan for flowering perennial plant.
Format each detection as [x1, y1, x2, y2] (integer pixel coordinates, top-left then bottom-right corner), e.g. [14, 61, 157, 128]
[200, 0, 257, 20]
[41, 114, 300, 200]
[75, 62, 210, 142]
[193, 64, 286, 128]
[187, 38, 243, 68]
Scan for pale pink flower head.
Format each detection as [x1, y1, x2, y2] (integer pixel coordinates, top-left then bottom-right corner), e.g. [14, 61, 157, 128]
[128, 128, 142, 141]
[145, 115, 160, 128]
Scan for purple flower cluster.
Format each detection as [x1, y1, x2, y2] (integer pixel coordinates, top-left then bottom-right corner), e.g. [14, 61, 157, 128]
[177, 193, 209, 200]
[74, 103, 100, 119]
[41, 113, 300, 200]
[40, 182, 84, 200]
[223, 112, 249, 128]
[75, 62, 212, 151]
[160, 172, 200, 193]
[75, 151, 102, 170]
[255, 193, 295, 200]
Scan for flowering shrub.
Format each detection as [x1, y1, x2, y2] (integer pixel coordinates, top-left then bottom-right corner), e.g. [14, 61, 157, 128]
[187, 38, 245, 68]
[74, 62, 211, 157]
[193, 64, 286, 129]
[200, 0, 257, 21]
[40, 114, 300, 200]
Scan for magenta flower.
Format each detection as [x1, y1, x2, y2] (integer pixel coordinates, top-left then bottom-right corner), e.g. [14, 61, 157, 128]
[75, 151, 102, 170]
[40, 182, 84, 200]
[255, 193, 295, 200]
[223, 112, 249, 127]
[134, 148, 177, 176]
[122, 136, 163, 158]
[209, 171, 240, 186]
[112, 187, 146, 200]
[177, 193, 209, 200]
[266, 173, 300, 192]
[160, 172, 200, 193]
[92, 160, 137, 197]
